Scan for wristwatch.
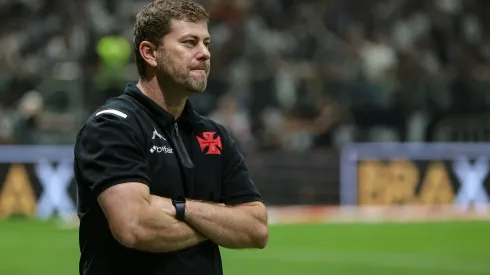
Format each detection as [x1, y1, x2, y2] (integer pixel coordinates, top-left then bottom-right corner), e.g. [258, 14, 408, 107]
[172, 196, 186, 221]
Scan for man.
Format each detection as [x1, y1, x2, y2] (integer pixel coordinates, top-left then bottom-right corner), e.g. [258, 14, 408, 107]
[73, 1, 268, 275]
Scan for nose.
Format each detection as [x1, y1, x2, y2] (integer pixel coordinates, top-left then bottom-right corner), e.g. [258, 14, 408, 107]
[196, 43, 211, 61]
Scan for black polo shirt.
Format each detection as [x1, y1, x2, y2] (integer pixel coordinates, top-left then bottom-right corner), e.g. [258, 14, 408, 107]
[74, 83, 262, 275]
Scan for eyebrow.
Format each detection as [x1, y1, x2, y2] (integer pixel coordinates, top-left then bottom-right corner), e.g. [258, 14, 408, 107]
[181, 34, 211, 41]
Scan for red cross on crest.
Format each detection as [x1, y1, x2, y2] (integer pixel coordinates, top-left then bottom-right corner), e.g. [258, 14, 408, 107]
[196, 132, 222, 155]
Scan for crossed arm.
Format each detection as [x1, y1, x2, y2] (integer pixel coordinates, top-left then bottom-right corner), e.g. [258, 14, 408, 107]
[185, 199, 268, 249]
[98, 182, 268, 253]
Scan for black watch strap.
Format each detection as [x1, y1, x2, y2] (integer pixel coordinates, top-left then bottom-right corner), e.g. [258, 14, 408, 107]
[172, 198, 186, 221]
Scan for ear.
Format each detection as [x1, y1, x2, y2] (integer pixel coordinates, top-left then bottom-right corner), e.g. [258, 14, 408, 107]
[139, 41, 158, 69]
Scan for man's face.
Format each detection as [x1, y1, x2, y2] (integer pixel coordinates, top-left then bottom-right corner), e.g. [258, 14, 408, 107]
[156, 19, 211, 93]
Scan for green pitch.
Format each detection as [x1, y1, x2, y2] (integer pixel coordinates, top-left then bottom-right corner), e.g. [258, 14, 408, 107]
[1, 219, 489, 275]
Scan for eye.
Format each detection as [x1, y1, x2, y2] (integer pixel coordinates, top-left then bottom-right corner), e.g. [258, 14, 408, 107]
[183, 40, 196, 47]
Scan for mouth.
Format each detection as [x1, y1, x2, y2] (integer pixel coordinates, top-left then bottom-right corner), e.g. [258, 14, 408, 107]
[190, 68, 207, 72]
[190, 69, 207, 76]
[190, 64, 209, 71]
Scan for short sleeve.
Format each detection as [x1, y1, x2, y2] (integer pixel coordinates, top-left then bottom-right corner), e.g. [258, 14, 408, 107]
[219, 126, 263, 205]
[75, 114, 150, 198]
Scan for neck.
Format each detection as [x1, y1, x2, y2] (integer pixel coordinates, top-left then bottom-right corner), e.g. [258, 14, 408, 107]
[137, 76, 188, 119]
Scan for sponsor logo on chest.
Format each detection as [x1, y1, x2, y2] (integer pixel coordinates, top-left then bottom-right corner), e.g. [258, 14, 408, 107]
[150, 127, 173, 154]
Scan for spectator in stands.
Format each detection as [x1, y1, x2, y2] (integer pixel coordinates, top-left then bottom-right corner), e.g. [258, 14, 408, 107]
[2, 0, 490, 145]
[209, 93, 255, 153]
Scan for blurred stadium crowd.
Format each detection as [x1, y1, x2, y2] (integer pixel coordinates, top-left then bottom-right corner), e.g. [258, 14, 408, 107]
[1, 0, 490, 151]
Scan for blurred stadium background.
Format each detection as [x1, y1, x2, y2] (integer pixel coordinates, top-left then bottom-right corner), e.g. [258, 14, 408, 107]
[1, 0, 490, 274]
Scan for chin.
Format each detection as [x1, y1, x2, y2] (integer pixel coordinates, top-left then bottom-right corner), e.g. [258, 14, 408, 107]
[188, 88, 206, 93]
[186, 82, 207, 93]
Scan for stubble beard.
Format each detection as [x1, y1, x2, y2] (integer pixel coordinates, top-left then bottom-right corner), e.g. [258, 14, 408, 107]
[157, 51, 208, 93]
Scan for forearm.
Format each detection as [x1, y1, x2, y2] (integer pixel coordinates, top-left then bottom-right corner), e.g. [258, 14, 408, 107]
[184, 200, 268, 249]
[131, 196, 207, 253]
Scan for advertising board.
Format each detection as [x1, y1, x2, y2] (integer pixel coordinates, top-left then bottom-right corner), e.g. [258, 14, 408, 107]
[341, 143, 490, 213]
[0, 146, 76, 221]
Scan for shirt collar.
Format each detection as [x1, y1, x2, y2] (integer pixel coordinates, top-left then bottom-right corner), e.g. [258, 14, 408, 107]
[123, 82, 205, 130]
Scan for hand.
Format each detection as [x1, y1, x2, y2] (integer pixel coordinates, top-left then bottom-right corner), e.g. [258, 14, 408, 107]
[150, 196, 176, 217]
[162, 198, 176, 217]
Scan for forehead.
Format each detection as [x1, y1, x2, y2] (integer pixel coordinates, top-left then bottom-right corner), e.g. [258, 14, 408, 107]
[167, 19, 210, 39]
